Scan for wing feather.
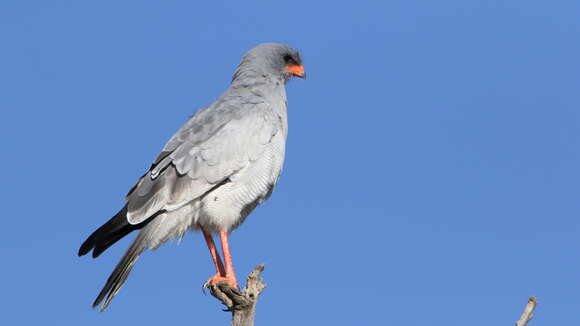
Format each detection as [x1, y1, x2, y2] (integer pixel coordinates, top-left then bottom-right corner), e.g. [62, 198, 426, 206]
[124, 98, 278, 225]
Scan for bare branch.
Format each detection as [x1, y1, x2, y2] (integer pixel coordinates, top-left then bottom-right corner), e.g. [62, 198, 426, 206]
[208, 264, 267, 326]
[516, 296, 537, 326]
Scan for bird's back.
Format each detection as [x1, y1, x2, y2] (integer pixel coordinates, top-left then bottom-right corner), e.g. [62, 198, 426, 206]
[126, 82, 288, 233]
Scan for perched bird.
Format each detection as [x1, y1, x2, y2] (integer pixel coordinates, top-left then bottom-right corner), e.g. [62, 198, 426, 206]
[78, 43, 305, 311]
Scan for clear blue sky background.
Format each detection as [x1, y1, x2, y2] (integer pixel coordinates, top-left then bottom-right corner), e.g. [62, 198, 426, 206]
[1, 0, 579, 325]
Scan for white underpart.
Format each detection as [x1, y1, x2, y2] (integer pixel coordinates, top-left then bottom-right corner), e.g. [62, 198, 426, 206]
[197, 135, 285, 232]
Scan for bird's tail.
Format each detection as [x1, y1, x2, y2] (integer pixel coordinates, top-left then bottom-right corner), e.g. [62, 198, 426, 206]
[78, 206, 157, 311]
[93, 232, 147, 311]
[81, 208, 189, 311]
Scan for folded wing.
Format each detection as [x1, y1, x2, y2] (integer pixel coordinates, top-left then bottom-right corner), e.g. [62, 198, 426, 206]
[125, 100, 279, 225]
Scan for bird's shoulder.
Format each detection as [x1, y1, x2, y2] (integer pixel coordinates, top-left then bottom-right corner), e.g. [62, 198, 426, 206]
[145, 89, 281, 182]
[168, 90, 277, 149]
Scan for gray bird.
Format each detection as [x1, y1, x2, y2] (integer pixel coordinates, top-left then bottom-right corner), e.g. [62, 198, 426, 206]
[78, 43, 305, 311]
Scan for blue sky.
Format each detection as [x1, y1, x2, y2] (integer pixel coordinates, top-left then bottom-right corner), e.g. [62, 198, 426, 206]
[1, 0, 579, 324]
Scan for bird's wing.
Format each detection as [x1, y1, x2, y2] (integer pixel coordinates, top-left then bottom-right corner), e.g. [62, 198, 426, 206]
[125, 98, 279, 225]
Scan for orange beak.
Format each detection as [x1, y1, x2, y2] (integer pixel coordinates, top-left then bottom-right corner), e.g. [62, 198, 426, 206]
[284, 65, 306, 79]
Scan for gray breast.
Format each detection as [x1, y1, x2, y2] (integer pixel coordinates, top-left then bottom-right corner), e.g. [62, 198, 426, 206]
[195, 125, 286, 232]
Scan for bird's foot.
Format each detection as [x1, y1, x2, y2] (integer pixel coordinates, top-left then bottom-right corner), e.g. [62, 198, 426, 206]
[203, 273, 238, 289]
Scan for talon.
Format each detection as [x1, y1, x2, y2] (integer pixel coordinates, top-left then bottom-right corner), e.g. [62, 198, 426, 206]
[205, 273, 238, 289]
[202, 281, 210, 295]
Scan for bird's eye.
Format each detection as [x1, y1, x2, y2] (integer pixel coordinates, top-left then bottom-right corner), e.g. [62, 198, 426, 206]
[283, 55, 295, 64]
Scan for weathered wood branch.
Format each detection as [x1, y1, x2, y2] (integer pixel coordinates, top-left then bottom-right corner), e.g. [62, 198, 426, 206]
[209, 267, 537, 326]
[208, 264, 267, 326]
[515, 296, 537, 326]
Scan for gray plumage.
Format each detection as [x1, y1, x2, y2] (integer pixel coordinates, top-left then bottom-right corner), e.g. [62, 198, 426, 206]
[78, 43, 304, 311]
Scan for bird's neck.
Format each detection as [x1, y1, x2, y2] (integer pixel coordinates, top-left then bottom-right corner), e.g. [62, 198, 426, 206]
[231, 64, 288, 87]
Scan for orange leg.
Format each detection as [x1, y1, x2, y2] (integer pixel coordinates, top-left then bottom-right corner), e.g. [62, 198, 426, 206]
[218, 230, 238, 288]
[201, 228, 238, 289]
[201, 227, 225, 278]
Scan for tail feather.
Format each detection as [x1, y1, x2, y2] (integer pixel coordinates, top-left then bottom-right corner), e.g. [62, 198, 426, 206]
[93, 234, 146, 311]
[90, 210, 190, 310]
[79, 205, 166, 310]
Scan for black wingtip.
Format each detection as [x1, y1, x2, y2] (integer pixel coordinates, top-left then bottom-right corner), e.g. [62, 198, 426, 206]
[92, 246, 105, 259]
[78, 236, 95, 257]
[77, 206, 134, 259]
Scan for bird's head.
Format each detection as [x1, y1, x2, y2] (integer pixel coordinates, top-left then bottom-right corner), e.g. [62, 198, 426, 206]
[233, 43, 305, 84]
